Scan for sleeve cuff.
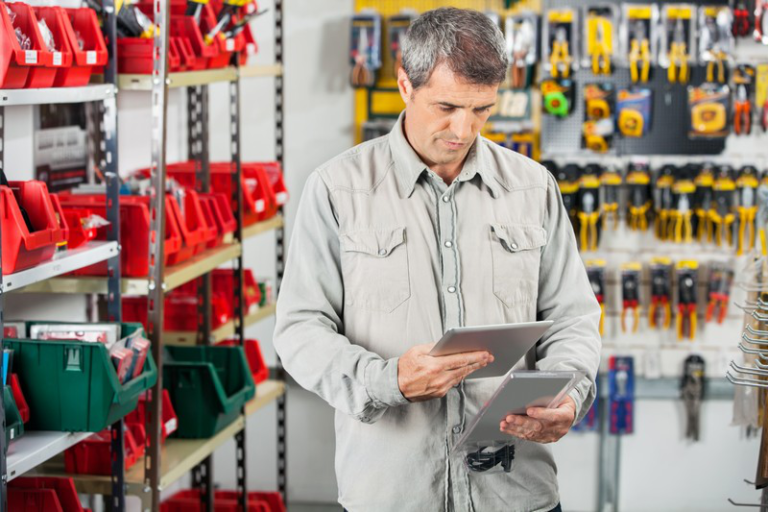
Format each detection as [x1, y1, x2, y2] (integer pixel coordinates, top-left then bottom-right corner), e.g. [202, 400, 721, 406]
[568, 387, 584, 426]
[364, 357, 410, 408]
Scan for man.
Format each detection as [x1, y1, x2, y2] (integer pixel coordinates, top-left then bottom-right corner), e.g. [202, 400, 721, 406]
[274, 7, 601, 512]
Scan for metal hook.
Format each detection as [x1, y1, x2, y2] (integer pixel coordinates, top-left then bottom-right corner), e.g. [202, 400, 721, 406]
[756, 360, 768, 370]
[740, 343, 768, 358]
[727, 372, 768, 389]
[731, 361, 768, 377]
[743, 332, 768, 347]
[727, 498, 768, 509]
[747, 325, 768, 337]
[737, 303, 759, 313]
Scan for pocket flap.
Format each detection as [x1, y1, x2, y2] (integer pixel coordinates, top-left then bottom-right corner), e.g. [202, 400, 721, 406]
[492, 224, 547, 252]
[340, 227, 406, 257]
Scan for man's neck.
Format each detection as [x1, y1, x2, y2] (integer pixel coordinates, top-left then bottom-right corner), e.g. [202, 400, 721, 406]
[403, 116, 468, 186]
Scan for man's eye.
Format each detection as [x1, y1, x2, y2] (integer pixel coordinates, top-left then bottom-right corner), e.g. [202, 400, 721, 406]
[475, 107, 491, 114]
[439, 106, 454, 113]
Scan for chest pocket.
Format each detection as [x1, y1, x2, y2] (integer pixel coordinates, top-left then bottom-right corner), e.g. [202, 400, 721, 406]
[490, 223, 547, 308]
[339, 227, 411, 313]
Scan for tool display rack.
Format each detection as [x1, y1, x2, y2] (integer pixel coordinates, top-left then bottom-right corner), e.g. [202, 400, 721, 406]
[0, 0, 287, 510]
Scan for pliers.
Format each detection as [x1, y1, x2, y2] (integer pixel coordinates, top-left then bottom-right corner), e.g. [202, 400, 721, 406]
[621, 269, 641, 333]
[706, 50, 728, 84]
[736, 167, 759, 255]
[550, 27, 572, 79]
[705, 266, 733, 324]
[734, 84, 752, 135]
[668, 18, 689, 83]
[733, 2, 751, 37]
[670, 194, 694, 244]
[629, 21, 651, 83]
[591, 18, 611, 75]
[677, 272, 697, 341]
[649, 267, 672, 330]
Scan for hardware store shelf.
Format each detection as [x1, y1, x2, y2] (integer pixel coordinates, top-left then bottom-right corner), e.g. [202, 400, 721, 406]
[118, 64, 282, 91]
[19, 243, 241, 296]
[0, 84, 116, 107]
[1, 241, 118, 293]
[165, 303, 277, 346]
[596, 377, 732, 400]
[34, 380, 285, 496]
[243, 214, 284, 240]
[6, 432, 91, 482]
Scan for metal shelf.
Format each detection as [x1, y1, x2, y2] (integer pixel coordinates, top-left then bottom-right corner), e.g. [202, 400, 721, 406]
[0, 84, 116, 107]
[6, 431, 91, 482]
[18, 243, 241, 296]
[165, 302, 277, 346]
[118, 68, 238, 91]
[239, 64, 283, 79]
[596, 377, 733, 400]
[0, 241, 118, 293]
[243, 215, 284, 240]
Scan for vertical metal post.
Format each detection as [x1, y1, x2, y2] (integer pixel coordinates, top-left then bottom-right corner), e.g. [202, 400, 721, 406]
[598, 385, 621, 512]
[230, 74, 247, 512]
[273, 0, 288, 501]
[188, 84, 214, 512]
[145, 0, 169, 507]
[0, 104, 7, 512]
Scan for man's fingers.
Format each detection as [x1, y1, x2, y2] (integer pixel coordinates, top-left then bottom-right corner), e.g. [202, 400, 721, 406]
[526, 406, 573, 423]
[438, 351, 493, 371]
[502, 415, 544, 432]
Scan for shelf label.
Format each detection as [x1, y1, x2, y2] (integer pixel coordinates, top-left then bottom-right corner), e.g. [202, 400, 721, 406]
[53, 52, 62, 66]
[256, 199, 265, 213]
[226, 39, 235, 52]
[276, 192, 288, 205]
[86, 51, 96, 65]
[25, 51, 37, 64]
[165, 418, 178, 434]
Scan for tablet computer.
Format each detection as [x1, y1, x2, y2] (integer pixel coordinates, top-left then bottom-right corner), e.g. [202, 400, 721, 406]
[429, 321, 554, 379]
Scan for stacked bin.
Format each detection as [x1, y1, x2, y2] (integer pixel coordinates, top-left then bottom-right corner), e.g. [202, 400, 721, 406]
[9, 477, 92, 512]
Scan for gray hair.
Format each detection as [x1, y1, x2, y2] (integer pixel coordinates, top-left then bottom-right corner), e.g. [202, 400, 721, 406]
[401, 7, 508, 89]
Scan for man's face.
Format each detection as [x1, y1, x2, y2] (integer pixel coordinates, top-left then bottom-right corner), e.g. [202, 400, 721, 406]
[398, 63, 499, 168]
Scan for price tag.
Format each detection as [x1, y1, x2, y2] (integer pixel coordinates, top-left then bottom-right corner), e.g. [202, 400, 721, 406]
[226, 39, 234, 52]
[165, 418, 178, 434]
[86, 51, 96, 65]
[255, 199, 265, 213]
[53, 52, 62, 66]
[25, 51, 37, 64]
[276, 192, 288, 204]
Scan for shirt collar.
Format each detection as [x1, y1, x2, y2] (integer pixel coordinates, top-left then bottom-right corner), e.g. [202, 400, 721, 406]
[388, 110, 501, 199]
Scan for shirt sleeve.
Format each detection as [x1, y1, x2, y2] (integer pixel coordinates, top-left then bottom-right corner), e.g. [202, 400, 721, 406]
[273, 171, 409, 425]
[535, 170, 602, 424]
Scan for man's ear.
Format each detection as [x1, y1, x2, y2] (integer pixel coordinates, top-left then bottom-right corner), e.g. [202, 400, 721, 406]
[397, 68, 413, 104]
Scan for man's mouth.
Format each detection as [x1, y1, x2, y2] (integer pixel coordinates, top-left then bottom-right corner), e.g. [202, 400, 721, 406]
[442, 140, 466, 150]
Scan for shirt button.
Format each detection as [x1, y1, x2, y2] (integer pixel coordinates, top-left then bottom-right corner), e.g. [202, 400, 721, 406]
[452, 426, 462, 434]
[378, 249, 387, 256]
[447, 286, 456, 293]
[444, 241, 453, 248]
[442, 196, 450, 203]
[510, 243, 518, 250]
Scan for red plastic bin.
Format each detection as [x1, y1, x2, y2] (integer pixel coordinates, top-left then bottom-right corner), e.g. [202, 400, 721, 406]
[57, 7, 107, 86]
[31, 7, 74, 88]
[213, 268, 262, 315]
[63, 423, 145, 475]
[0, 2, 51, 89]
[1, 181, 67, 275]
[123, 292, 232, 332]
[124, 389, 178, 443]
[201, 3, 244, 69]
[9, 477, 91, 512]
[170, 15, 218, 70]
[242, 163, 279, 222]
[59, 206, 98, 249]
[160, 490, 273, 512]
[217, 339, 268, 385]
[167, 189, 214, 265]
[117, 38, 153, 74]
[10, 374, 30, 424]
[201, 193, 236, 247]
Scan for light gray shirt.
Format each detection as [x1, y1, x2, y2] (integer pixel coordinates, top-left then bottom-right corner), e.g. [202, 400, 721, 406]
[274, 112, 601, 512]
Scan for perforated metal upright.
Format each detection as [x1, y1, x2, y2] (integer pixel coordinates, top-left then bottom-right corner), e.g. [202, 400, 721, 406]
[0, 101, 6, 512]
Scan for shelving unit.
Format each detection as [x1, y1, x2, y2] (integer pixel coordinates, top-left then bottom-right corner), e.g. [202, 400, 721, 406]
[0, 0, 287, 510]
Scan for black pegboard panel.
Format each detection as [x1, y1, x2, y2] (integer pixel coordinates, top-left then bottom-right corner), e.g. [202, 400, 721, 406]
[541, 0, 728, 157]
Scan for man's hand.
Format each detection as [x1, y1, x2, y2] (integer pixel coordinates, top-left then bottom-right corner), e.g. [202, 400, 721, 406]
[398, 343, 494, 402]
[499, 396, 577, 444]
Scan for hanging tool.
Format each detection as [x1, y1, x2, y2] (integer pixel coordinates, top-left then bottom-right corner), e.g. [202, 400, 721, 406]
[734, 84, 753, 136]
[681, 355, 705, 442]
[676, 261, 698, 341]
[609, 356, 634, 435]
[758, 171, 768, 256]
[705, 263, 733, 324]
[629, 20, 651, 83]
[710, 168, 737, 248]
[734, 2, 751, 38]
[736, 166, 760, 255]
[626, 163, 652, 231]
[670, 167, 695, 244]
[222, 7, 268, 39]
[588, 14, 612, 75]
[600, 166, 621, 230]
[654, 165, 676, 241]
[541, 79, 574, 117]
[550, 26, 572, 79]
[694, 164, 715, 242]
[350, 13, 382, 89]
[706, 50, 728, 84]
[549, 161, 580, 233]
[586, 260, 606, 337]
[649, 258, 673, 330]
[701, 9, 732, 84]
[757, 0, 768, 44]
[621, 263, 642, 333]
[668, 18, 689, 84]
[506, 14, 537, 89]
[388, 12, 416, 76]
[577, 170, 601, 251]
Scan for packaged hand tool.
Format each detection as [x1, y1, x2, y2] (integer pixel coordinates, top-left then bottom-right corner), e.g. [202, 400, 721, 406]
[583, 83, 615, 152]
[733, 65, 756, 136]
[694, 163, 715, 242]
[626, 161, 653, 230]
[505, 12, 538, 89]
[621, 263, 642, 333]
[710, 167, 737, 247]
[388, 11, 416, 76]
[572, 399, 599, 432]
[583, 5, 617, 76]
[670, 166, 696, 244]
[654, 165, 676, 241]
[586, 259, 607, 336]
[736, 165, 759, 255]
[755, 0, 768, 44]
[649, 257, 673, 330]
[699, 6, 734, 84]
[681, 355, 705, 441]
[676, 261, 699, 341]
[544, 8, 577, 79]
[758, 170, 768, 255]
[757, 64, 768, 131]
[609, 356, 634, 435]
[617, 88, 652, 137]
[29, 323, 120, 345]
[661, 4, 694, 84]
[688, 84, 731, 138]
[350, 11, 382, 88]
[577, 168, 602, 251]
[705, 262, 733, 324]
[600, 164, 622, 229]
[548, 161, 580, 232]
[733, 2, 751, 37]
[622, 4, 656, 83]
[541, 78, 574, 117]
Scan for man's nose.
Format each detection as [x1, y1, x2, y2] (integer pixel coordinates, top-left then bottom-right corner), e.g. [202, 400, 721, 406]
[450, 110, 473, 141]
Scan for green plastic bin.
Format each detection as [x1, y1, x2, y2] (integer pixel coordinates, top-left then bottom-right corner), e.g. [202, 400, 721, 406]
[4, 386, 24, 446]
[4, 322, 158, 432]
[164, 345, 255, 439]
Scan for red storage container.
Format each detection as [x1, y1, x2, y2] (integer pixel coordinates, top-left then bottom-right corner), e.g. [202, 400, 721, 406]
[217, 339, 268, 384]
[167, 189, 213, 265]
[213, 268, 261, 315]
[160, 490, 271, 512]
[201, 193, 236, 247]
[176, 37, 196, 70]
[0, 2, 50, 89]
[242, 163, 278, 222]
[124, 389, 178, 443]
[57, 7, 107, 86]
[260, 162, 288, 210]
[168, 37, 183, 72]
[63, 423, 145, 475]
[31, 7, 74, 88]
[10, 374, 30, 424]
[9, 477, 91, 512]
[201, 3, 244, 69]
[59, 206, 98, 249]
[239, 22, 257, 65]
[170, 15, 218, 70]
[123, 292, 231, 332]
[247, 492, 286, 512]
[1, 181, 66, 275]
[117, 38, 153, 74]
[57, 194, 182, 277]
